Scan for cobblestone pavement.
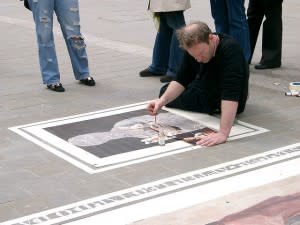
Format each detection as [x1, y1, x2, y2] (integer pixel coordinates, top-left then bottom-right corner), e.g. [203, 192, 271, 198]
[0, 1, 300, 225]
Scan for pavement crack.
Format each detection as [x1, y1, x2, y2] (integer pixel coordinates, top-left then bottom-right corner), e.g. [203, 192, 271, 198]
[0, 199, 14, 205]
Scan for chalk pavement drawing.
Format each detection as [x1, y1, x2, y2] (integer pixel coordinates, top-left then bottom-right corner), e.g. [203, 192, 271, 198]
[206, 192, 300, 225]
[9, 101, 269, 173]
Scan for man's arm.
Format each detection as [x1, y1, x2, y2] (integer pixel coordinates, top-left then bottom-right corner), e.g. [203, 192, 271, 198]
[196, 100, 238, 147]
[147, 81, 185, 115]
[219, 100, 238, 137]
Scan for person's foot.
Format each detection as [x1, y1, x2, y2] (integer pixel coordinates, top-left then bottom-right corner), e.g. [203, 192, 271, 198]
[80, 76, 96, 86]
[160, 75, 173, 83]
[47, 83, 65, 92]
[139, 68, 164, 77]
[254, 63, 281, 70]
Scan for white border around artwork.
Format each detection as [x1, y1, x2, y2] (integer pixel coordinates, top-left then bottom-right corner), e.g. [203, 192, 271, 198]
[9, 101, 269, 174]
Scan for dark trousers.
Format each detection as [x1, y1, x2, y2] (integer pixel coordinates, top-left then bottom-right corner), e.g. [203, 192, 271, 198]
[159, 82, 212, 114]
[149, 11, 186, 77]
[247, 0, 283, 66]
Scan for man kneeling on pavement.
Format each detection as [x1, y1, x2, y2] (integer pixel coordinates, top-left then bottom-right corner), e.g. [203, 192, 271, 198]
[147, 21, 249, 147]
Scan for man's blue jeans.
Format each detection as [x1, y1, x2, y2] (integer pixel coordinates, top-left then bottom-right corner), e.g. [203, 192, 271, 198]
[28, 0, 90, 85]
[149, 11, 185, 78]
[210, 0, 251, 61]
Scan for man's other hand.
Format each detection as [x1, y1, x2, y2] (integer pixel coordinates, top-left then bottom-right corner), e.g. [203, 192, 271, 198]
[196, 132, 228, 147]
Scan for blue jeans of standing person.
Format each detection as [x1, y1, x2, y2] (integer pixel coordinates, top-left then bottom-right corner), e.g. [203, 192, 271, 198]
[148, 11, 185, 78]
[28, 0, 90, 85]
[210, 0, 251, 61]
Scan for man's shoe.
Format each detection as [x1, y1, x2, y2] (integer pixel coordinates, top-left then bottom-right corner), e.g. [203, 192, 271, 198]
[139, 68, 163, 77]
[160, 75, 173, 83]
[80, 76, 96, 86]
[47, 83, 65, 92]
[254, 63, 281, 70]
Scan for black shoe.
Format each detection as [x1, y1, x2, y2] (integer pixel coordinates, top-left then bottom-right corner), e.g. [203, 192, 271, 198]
[139, 68, 163, 77]
[160, 75, 173, 83]
[47, 83, 65, 92]
[80, 76, 95, 86]
[254, 63, 281, 70]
